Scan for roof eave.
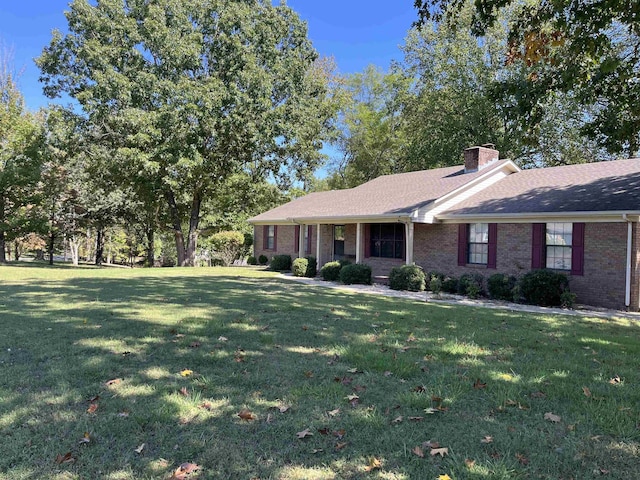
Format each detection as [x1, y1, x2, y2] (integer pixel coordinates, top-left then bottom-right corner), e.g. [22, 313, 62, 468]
[435, 211, 640, 224]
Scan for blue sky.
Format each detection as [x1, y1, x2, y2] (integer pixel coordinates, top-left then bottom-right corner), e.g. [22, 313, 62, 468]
[0, 1, 418, 111]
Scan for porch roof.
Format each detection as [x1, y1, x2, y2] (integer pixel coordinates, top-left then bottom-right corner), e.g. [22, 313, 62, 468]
[249, 160, 511, 224]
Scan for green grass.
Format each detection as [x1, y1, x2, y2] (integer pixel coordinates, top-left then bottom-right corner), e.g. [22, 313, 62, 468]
[0, 264, 639, 480]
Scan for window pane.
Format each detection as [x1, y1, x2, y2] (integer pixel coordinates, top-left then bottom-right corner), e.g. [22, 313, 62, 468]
[369, 224, 405, 258]
[546, 223, 572, 246]
[334, 225, 345, 241]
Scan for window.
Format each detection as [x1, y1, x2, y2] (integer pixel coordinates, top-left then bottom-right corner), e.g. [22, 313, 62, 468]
[264, 225, 276, 250]
[468, 223, 489, 265]
[370, 223, 404, 259]
[334, 225, 345, 257]
[545, 222, 572, 270]
[303, 225, 312, 254]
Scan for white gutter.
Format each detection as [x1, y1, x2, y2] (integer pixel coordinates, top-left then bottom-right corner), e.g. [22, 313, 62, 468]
[624, 214, 633, 308]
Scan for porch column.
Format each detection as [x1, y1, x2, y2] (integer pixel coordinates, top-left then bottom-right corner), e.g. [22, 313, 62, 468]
[316, 223, 322, 268]
[298, 223, 305, 258]
[356, 222, 362, 264]
[405, 222, 414, 265]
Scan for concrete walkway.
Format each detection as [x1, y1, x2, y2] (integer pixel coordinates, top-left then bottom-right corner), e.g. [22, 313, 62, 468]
[278, 273, 640, 321]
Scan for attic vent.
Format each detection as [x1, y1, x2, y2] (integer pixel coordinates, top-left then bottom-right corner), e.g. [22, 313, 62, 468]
[464, 145, 499, 173]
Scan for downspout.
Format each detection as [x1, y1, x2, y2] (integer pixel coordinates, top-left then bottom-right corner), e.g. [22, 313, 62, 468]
[623, 214, 632, 308]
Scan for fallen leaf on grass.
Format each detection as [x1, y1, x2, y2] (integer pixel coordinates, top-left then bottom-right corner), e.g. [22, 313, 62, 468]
[413, 385, 426, 393]
[179, 387, 189, 397]
[312, 448, 324, 454]
[412, 446, 424, 457]
[87, 403, 98, 414]
[473, 379, 487, 389]
[180, 369, 193, 377]
[169, 462, 200, 480]
[609, 375, 621, 384]
[134, 443, 145, 454]
[335, 442, 348, 450]
[465, 458, 476, 468]
[278, 405, 290, 414]
[118, 411, 129, 417]
[79, 432, 91, 444]
[544, 412, 562, 423]
[88, 395, 100, 402]
[318, 427, 330, 435]
[422, 440, 440, 449]
[199, 402, 213, 411]
[327, 408, 340, 417]
[54, 452, 76, 464]
[238, 409, 256, 421]
[392, 416, 403, 424]
[583, 386, 592, 397]
[304, 371, 314, 378]
[297, 428, 313, 439]
[409, 416, 424, 422]
[383, 371, 393, 377]
[364, 457, 382, 472]
[105, 378, 122, 387]
[438, 475, 452, 480]
[353, 384, 367, 393]
[333, 429, 346, 439]
[347, 368, 363, 374]
[335, 376, 353, 385]
[217, 336, 228, 342]
[430, 447, 449, 457]
[189, 342, 201, 348]
[515, 452, 529, 465]
[480, 436, 493, 444]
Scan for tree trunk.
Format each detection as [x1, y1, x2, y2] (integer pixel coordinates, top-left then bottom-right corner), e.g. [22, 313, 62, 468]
[185, 191, 202, 267]
[14, 242, 20, 261]
[146, 228, 155, 267]
[165, 188, 187, 266]
[70, 236, 80, 266]
[95, 227, 105, 266]
[0, 230, 5, 263]
[48, 231, 55, 265]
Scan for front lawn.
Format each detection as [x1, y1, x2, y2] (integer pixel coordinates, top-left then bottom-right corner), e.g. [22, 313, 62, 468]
[0, 265, 638, 479]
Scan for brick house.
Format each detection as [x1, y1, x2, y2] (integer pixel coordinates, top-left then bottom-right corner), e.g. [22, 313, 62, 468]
[249, 146, 640, 311]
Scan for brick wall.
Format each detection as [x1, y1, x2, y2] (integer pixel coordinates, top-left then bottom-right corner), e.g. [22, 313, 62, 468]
[413, 222, 634, 311]
[253, 224, 330, 266]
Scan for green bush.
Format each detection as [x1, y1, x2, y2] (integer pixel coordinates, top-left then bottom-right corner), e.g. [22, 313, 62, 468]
[208, 231, 245, 266]
[340, 263, 372, 285]
[389, 265, 426, 292]
[247, 255, 258, 265]
[258, 254, 268, 265]
[487, 273, 518, 301]
[442, 276, 458, 293]
[429, 275, 443, 294]
[292, 258, 308, 277]
[292, 256, 317, 277]
[458, 273, 485, 298]
[561, 290, 577, 309]
[269, 254, 292, 272]
[426, 271, 444, 291]
[304, 256, 317, 277]
[320, 261, 342, 281]
[519, 269, 569, 306]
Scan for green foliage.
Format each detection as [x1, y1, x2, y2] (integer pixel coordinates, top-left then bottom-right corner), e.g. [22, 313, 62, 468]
[519, 269, 570, 307]
[292, 257, 308, 277]
[429, 275, 443, 295]
[389, 264, 426, 291]
[339, 263, 372, 285]
[258, 254, 268, 265]
[247, 256, 258, 266]
[320, 261, 343, 281]
[442, 275, 459, 293]
[487, 273, 518, 301]
[458, 273, 485, 298]
[207, 231, 245, 267]
[269, 255, 292, 272]
[291, 256, 316, 277]
[38, 0, 339, 266]
[561, 290, 577, 309]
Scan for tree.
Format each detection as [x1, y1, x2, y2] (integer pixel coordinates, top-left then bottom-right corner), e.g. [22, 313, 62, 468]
[0, 55, 43, 262]
[38, 0, 337, 266]
[328, 66, 410, 188]
[414, 0, 640, 156]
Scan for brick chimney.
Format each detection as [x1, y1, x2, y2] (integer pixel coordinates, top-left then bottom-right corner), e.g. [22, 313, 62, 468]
[464, 144, 499, 173]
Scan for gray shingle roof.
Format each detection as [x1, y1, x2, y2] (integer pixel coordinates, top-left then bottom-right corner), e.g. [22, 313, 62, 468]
[443, 158, 640, 216]
[249, 160, 511, 223]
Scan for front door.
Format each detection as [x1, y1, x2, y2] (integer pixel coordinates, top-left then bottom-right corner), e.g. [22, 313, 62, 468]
[333, 225, 345, 260]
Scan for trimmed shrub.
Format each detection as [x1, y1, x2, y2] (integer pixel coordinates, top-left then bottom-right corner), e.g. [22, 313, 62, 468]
[304, 256, 317, 277]
[429, 275, 443, 295]
[208, 231, 245, 266]
[258, 254, 268, 265]
[292, 257, 308, 277]
[269, 254, 292, 272]
[519, 269, 569, 306]
[340, 263, 372, 285]
[561, 290, 577, 309]
[247, 255, 258, 266]
[425, 271, 444, 291]
[458, 273, 485, 298]
[442, 276, 458, 294]
[487, 273, 518, 301]
[389, 265, 426, 292]
[320, 261, 342, 281]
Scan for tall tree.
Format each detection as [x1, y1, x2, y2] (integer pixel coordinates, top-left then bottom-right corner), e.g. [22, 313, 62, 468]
[0, 54, 43, 262]
[38, 0, 337, 266]
[414, 0, 640, 156]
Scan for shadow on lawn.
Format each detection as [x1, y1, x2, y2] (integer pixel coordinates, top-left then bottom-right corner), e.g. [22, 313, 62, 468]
[1, 267, 639, 479]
